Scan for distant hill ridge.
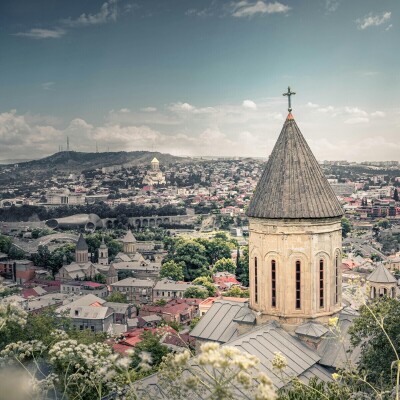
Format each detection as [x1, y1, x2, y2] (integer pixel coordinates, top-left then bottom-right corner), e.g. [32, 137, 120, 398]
[5, 151, 188, 172]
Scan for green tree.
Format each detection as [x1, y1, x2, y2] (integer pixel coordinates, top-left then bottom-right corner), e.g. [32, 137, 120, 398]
[394, 188, 399, 202]
[183, 286, 209, 299]
[237, 246, 249, 286]
[341, 217, 352, 238]
[195, 237, 232, 265]
[370, 253, 382, 262]
[7, 246, 26, 260]
[224, 286, 250, 298]
[377, 218, 390, 229]
[192, 276, 216, 296]
[172, 241, 209, 281]
[32, 245, 51, 268]
[0, 235, 13, 254]
[160, 260, 185, 281]
[93, 273, 106, 284]
[214, 258, 236, 274]
[131, 330, 170, 370]
[189, 316, 201, 330]
[349, 297, 400, 390]
[106, 291, 127, 303]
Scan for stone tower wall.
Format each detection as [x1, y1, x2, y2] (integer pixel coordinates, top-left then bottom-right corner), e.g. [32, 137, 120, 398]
[249, 217, 342, 325]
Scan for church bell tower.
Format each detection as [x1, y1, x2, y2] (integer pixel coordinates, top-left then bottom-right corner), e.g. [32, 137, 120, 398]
[247, 88, 344, 325]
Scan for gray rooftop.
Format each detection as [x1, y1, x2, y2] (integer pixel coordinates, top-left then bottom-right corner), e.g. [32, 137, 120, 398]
[295, 322, 329, 339]
[247, 114, 343, 219]
[190, 299, 254, 343]
[367, 263, 397, 283]
[317, 312, 360, 369]
[224, 321, 331, 389]
[111, 277, 155, 287]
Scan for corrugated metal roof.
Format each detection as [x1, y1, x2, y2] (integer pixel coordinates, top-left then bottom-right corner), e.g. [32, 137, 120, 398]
[317, 312, 360, 368]
[190, 300, 253, 343]
[246, 114, 344, 219]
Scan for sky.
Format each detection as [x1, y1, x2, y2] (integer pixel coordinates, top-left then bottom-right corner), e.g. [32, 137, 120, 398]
[0, 0, 399, 162]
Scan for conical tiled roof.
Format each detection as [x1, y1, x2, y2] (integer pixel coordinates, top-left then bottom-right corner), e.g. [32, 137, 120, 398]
[367, 263, 397, 284]
[121, 230, 136, 243]
[247, 113, 343, 219]
[76, 234, 88, 251]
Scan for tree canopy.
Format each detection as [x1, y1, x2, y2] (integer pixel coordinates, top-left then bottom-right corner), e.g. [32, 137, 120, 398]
[349, 297, 400, 390]
[160, 260, 185, 281]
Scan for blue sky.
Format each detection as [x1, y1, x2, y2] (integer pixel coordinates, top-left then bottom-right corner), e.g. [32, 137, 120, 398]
[0, 0, 399, 161]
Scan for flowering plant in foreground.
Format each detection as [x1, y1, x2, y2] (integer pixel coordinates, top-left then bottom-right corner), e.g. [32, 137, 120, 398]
[158, 342, 276, 400]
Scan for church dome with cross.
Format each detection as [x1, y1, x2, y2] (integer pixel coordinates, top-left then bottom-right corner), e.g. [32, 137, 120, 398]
[247, 87, 344, 325]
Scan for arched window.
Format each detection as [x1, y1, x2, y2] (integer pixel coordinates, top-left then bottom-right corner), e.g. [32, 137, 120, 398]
[319, 259, 324, 308]
[383, 288, 387, 296]
[335, 254, 339, 304]
[271, 260, 276, 308]
[254, 257, 258, 303]
[295, 261, 301, 309]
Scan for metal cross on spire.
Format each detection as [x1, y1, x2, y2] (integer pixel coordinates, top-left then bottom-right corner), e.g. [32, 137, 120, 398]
[283, 86, 296, 112]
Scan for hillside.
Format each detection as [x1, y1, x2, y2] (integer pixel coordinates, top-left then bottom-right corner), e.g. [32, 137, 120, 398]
[3, 151, 188, 173]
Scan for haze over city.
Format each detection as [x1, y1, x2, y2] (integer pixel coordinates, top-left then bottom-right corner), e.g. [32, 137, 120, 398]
[1, 0, 399, 161]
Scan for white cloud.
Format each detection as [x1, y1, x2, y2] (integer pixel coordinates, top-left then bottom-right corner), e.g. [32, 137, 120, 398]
[306, 102, 319, 108]
[185, 7, 214, 17]
[386, 24, 393, 31]
[242, 100, 257, 110]
[15, 0, 122, 40]
[356, 11, 391, 30]
[169, 102, 195, 112]
[119, 108, 130, 113]
[344, 117, 369, 124]
[344, 107, 368, 117]
[317, 106, 335, 113]
[1, 99, 398, 161]
[42, 82, 55, 91]
[325, 0, 340, 13]
[14, 28, 66, 39]
[169, 102, 216, 114]
[63, 0, 118, 27]
[371, 111, 385, 118]
[141, 107, 157, 112]
[231, 1, 290, 18]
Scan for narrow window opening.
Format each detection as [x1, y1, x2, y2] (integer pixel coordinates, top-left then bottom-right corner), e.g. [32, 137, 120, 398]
[295, 261, 301, 309]
[271, 260, 276, 308]
[319, 259, 324, 308]
[254, 257, 258, 303]
[335, 254, 339, 304]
